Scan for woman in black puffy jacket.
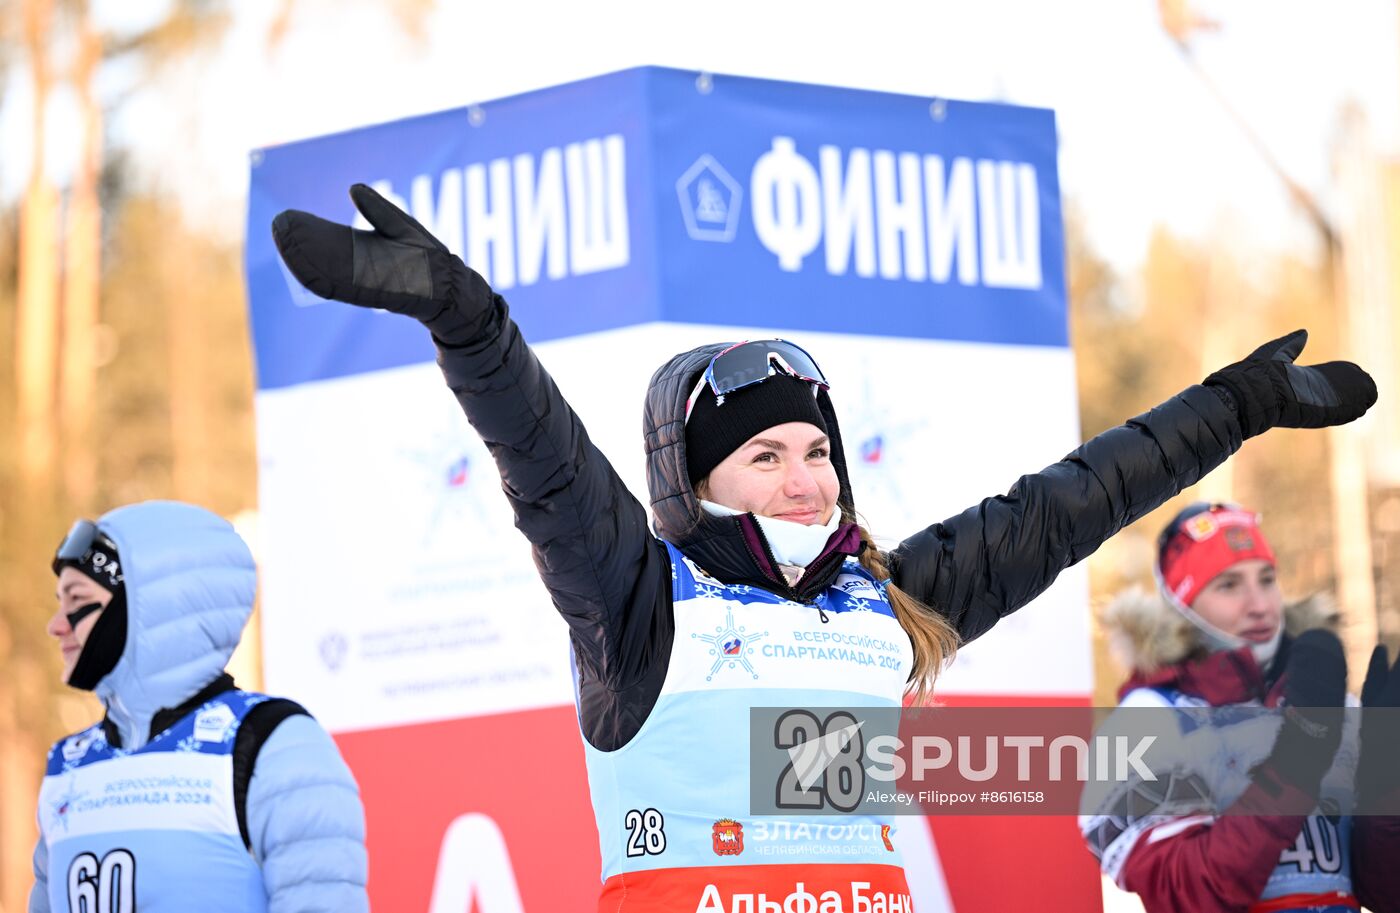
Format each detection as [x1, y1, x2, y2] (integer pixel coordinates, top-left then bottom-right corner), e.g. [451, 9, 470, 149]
[270, 185, 1377, 913]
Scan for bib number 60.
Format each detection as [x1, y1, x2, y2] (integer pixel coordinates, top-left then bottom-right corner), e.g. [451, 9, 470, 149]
[67, 848, 135, 913]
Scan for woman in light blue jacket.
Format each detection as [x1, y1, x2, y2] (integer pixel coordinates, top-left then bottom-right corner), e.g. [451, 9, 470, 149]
[32, 500, 368, 913]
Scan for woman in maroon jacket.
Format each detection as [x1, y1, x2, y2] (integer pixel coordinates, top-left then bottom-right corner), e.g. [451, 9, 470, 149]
[1083, 502, 1400, 913]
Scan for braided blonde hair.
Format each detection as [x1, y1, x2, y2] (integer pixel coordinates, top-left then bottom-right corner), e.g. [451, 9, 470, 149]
[849, 515, 960, 706]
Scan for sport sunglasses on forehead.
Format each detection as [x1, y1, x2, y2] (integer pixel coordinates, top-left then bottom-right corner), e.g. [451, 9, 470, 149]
[684, 339, 830, 423]
[53, 519, 104, 573]
[53, 519, 116, 627]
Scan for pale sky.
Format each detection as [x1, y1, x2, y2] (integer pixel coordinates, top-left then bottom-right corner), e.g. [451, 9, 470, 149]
[3, 0, 1398, 273]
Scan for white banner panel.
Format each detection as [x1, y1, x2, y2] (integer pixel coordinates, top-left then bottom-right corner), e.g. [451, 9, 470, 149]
[257, 322, 1089, 732]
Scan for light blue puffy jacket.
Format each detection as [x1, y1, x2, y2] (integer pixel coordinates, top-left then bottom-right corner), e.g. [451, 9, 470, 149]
[30, 500, 369, 912]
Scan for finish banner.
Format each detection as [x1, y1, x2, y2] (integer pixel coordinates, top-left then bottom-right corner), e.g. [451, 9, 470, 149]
[245, 67, 1097, 912]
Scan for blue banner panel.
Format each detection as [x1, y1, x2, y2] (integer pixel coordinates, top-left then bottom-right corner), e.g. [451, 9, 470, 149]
[645, 69, 1066, 348]
[245, 69, 658, 390]
[245, 67, 1066, 391]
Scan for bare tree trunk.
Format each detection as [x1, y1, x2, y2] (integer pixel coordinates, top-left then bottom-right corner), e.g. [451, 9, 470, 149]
[16, 185, 61, 489]
[60, 22, 104, 510]
[1196, 240, 1237, 503]
[168, 232, 210, 501]
[1327, 249, 1380, 692]
[16, 0, 61, 493]
[7, 3, 62, 906]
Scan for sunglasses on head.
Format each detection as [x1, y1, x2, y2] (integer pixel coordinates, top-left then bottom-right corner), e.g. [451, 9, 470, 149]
[53, 519, 118, 627]
[53, 519, 104, 574]
[684, 339, 829, 423]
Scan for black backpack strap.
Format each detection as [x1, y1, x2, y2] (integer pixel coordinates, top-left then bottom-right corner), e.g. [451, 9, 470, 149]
[232, 698, 311, 850]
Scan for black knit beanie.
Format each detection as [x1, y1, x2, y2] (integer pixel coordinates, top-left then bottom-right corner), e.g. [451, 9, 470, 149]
[685, 374, 828, 484]
[59, 535, 124, 594]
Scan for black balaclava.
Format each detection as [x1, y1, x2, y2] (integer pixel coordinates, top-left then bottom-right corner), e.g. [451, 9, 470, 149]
[55, 531, 128, 691]
[685, 374, 827, 485]
[67, 589, 128, 690]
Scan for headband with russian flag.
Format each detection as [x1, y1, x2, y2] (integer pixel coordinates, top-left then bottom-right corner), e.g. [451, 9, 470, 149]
[1157, 506, 1276, 609]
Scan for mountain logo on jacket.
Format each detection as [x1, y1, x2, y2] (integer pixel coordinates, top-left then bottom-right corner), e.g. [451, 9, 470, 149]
[694, 608, 767, 681]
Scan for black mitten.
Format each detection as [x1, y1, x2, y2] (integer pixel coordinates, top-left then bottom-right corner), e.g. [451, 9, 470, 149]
[1255, 629, 1347, 797]
[1203, 330, 1377, 439]
[1358, 645, 1400, 805]
[271, 183, 495, 344]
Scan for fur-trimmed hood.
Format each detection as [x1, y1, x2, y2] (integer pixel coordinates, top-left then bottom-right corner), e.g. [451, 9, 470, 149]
[1101, 585, 1340, 676]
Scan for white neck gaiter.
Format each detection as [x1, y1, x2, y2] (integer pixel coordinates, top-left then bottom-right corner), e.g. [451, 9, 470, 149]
[1156, 568, 1284, 668]
[1182, 607, 1283, 669]
[701, 500, 842, 571]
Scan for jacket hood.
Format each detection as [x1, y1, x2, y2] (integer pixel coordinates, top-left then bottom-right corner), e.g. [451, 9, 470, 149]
[1102, 584, 1340, 702]
[91, 500, 256, 747]
[643, 343, 859, 594]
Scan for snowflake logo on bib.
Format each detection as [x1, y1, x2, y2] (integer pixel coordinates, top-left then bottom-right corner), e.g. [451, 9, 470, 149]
[693, 608, 768, 680]
[49, 778, 87, 834]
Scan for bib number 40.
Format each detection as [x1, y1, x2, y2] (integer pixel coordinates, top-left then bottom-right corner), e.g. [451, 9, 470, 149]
[67, 848, 135, 913]
[1278, 816, 1344, 875]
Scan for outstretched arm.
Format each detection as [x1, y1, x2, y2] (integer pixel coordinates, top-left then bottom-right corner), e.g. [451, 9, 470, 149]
[890, 331, 1375, 642]
[430, 296, 671, 689]
[271, 185, 670, 691]
[891, 384, 1237, 642]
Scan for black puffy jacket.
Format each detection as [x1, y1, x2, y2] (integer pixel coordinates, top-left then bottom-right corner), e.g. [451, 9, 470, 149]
[435, 299, 1242, 751]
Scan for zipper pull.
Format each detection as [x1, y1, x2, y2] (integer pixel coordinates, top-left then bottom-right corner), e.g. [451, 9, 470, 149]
[817, 606, 830, 624]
